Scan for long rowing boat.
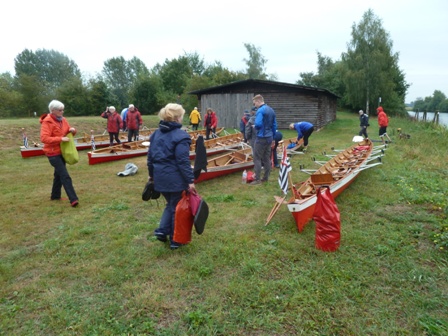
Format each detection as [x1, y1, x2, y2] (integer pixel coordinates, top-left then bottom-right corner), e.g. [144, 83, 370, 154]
[194, 146, 254, 183]
[87, 140, 150, 165]
[287, 138, 385, 232]
[87, 131, 244, 165]
[20, 127, 159, 159]
[190, 133, 243, 158]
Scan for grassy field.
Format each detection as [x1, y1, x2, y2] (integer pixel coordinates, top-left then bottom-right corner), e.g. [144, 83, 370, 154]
[1, 112, 447, 335]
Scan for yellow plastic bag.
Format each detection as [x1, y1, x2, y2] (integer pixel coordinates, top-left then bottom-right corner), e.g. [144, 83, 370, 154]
[60, 133, 79, 165]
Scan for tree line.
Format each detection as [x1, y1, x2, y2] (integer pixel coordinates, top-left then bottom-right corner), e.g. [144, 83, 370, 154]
[412, 90, 448, 113]
[0, 9, 430, 119]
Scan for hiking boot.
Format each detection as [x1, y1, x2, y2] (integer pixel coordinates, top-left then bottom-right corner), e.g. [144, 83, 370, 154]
[154, 232, 168, 242]
[170, 242, 183, 250]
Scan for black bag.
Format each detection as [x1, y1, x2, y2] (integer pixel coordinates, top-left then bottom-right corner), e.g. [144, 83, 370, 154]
[142, 181, 160, 201]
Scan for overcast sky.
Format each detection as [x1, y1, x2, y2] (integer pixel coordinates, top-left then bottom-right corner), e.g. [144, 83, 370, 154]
[1, 0, 447, 103]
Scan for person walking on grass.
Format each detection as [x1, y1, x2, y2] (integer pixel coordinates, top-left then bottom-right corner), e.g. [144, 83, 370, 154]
[147, 103, 196, 250]
[377, 106, 392, 144]
[40, 100, 79, 207]
[250, 94, 277, 185]
[358, 109, 369, 139]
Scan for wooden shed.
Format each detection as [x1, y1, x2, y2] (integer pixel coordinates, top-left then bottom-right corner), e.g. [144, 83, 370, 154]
[188, 79, 338, 130]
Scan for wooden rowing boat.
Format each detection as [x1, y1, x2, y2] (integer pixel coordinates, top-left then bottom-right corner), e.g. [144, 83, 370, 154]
[187, 127, 225, 139]
[87, 131, 243, 165]
[277, 138, 304, 156]
[87, 140, 150, 165]
[194, 146, 254, 183]
[287, 138, 384, 232]
[20, 128, 158, 158]
[189, 132, 243, 158]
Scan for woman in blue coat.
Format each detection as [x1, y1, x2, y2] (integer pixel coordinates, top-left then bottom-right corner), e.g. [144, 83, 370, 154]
[147, 103, 196, 249]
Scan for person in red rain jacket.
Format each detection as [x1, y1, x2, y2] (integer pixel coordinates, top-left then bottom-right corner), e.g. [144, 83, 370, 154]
[101, 106, 123, 146]
[40, 100, 79, 207]
[126, 104, 143, 142]
[203, 108, 218, 140]
[376, 106, 392, 144]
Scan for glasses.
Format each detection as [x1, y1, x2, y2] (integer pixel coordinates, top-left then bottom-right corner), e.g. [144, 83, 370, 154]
[54, 109, 64, 112]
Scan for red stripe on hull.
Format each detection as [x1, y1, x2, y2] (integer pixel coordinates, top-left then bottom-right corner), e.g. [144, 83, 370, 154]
[195, 163, 254, 183]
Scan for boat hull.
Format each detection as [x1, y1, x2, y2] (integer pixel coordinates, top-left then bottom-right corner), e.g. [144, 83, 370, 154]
[194, 161, 254, 183]
[21, 141, 112, 158]
[287, 170, 361, 232]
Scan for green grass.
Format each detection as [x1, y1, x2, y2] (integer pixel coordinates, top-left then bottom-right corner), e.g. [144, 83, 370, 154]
[1, 112, 447, 335]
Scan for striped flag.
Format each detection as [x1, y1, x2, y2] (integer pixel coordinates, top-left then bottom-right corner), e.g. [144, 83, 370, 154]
[278, 145, 292, 194]
[23, 131, 29, 148]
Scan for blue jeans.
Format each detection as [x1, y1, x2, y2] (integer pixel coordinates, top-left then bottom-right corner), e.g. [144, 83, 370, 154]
[155, 191, 183, 241]
[254, 136, 273, 181]
[48, 155, 78, 203]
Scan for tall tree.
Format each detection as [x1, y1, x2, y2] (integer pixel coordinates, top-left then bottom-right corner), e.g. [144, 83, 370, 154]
[341, 9, 409, 115]
[15, 49, 81, 93]
[243, 43, 268, 80]
[102, 57, 133, 108]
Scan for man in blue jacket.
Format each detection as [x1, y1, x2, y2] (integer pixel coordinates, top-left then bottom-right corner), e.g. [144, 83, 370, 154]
[289, 121, 314, 151]
[250, 94, 277, 185]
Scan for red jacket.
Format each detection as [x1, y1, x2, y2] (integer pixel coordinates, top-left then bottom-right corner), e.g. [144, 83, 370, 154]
[40, 113, 77, 157]
[204, 111, 218, 128]
[377, 107, 389, 127]
[101, 111, 123, 133]
[126, 109, 143, 130]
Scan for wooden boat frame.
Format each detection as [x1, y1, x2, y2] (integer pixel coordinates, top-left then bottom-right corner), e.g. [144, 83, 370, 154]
[286, 139, 385, 232]
[194, 145, 254, 183]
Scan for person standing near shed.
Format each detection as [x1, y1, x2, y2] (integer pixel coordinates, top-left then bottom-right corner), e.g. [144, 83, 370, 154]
[250, 94, 277, 185]
[189, 107, 201, 130]
[204, 108, 218, 140]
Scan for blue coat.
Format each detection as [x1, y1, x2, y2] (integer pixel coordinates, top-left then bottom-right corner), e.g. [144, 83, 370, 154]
[254, 104, 277, 138]
[293, 122, 313, 140]
[147, 121, 194, 192]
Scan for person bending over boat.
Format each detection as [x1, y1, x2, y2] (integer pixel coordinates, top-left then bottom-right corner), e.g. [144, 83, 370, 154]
[40, 100, 79, 207]
[289, 121, 314, 151]
[147, 103, 196, 250]
[101, 106, 123, 146]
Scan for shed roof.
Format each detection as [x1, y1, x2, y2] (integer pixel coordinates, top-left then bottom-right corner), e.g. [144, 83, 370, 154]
[189, 79, 339, 98]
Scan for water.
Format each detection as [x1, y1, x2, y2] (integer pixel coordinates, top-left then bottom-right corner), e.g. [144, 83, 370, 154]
[408, 111, 448, 127]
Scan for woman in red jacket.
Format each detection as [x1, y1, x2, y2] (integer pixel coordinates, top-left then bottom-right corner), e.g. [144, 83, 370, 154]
[101, 106, 123, 146]
[40, 100, 79, 207]
[376, 106, 392, 144]
[203, 108, 218, 140]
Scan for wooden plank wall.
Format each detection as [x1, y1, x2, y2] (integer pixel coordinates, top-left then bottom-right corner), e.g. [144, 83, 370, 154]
[201, 93, 254, 130]
[199, 90, 336, 130]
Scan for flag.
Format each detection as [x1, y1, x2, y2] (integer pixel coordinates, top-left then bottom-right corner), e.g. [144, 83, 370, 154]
[278, 146, 292, 194]
[91, 134, 96, 150]
[23, 131, 29, 148]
